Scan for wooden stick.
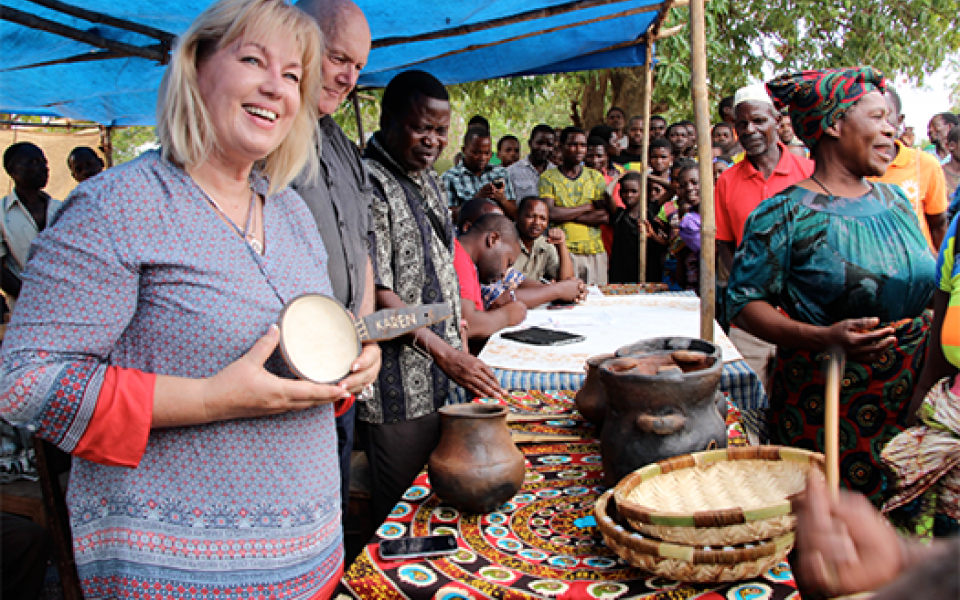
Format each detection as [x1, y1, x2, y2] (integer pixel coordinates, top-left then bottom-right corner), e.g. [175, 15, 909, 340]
[24, 0, 175, 44]
[381, 5, 659, 73]
[637, 45, 653, 283]
[648, 0, 678, 38]
[688, 0, 715, 341]
[0, 5, 167, 63]
[654, 24, 686, 40]
[373, 0, 646, 48]
[824, 351, 844, 501]
[1, 49, 123, 73]
[100, 125, 114, 168]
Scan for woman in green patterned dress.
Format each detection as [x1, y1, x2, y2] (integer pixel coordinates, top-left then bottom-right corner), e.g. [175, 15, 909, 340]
[726, 67, 938, 505]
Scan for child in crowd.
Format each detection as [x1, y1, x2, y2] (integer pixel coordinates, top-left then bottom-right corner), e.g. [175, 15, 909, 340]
[657, 159, 697, 290]
[604, 172, 640, 283]
[713, 156, 732, 182]
[586, 136, 624, 254]
[683, 121, 698, 157]
[497, 135, 521, 168]
[589, 124, 622, 164]
[674, 162, 702, 291]
[667, 122, 691, 158]
[647, 138, 674, 191]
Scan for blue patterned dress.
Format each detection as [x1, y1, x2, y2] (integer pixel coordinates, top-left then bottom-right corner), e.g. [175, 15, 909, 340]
[0, 151, 343, 599]
[727, 183, 937, 503]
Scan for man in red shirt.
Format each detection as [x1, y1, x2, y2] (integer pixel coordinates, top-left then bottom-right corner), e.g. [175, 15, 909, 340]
[715, 83, 814, 402]
[453, 213, 527, 353]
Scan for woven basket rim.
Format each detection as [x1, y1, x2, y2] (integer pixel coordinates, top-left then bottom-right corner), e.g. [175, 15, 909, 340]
[594, 490, 794, 565]
[595, 490, 796, 565]
[613, 446, 824, 527]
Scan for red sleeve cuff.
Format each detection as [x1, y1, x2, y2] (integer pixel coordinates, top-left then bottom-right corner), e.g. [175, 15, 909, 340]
[73, 366, 155, 468]
[334, 393, 356, 417]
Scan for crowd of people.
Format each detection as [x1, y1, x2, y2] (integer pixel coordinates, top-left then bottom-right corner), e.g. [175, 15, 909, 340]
[0, 0, 958, 598]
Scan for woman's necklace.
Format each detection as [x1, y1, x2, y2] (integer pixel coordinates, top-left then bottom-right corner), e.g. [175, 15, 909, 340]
[810, 174, 834, 197]
[204, 188, 264, 255]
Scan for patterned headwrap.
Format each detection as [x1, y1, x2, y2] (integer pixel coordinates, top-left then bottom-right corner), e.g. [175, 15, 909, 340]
[765, 67, 887, 149]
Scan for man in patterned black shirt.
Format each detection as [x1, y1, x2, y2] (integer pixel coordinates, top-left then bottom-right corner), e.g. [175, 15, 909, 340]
[362, 70, 504, 526]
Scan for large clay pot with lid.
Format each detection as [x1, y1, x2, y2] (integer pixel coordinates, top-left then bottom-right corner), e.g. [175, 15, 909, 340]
[427, 404, 526, 514]
[600, 337, 727, 487]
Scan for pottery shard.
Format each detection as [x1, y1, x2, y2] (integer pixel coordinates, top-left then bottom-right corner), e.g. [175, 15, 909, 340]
[670, 350, 714, 372]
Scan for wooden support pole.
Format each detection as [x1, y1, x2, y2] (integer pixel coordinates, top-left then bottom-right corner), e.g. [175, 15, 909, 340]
[351, 91, 366, 151]
[99, 125, 113, 168]
[688, 0, 715, 341]
[636, 44, 653, 283]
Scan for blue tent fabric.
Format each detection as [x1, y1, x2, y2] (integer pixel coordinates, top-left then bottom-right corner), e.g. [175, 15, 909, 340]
[0, 0, 664, 126]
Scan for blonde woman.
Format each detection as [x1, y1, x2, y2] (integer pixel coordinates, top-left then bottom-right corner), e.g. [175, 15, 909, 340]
[0, 0, 379, 597]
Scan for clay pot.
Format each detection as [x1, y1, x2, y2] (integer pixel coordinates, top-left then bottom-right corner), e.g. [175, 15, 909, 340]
[427, 404, 526, 514]
[574, 353, 615, 428]
[600, 337, 727, 487]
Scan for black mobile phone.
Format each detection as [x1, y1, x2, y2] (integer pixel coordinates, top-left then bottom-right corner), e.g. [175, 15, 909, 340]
[501, 326, 585, 346]
[379, 534, 458, 560]
[493, 178, 505, 189]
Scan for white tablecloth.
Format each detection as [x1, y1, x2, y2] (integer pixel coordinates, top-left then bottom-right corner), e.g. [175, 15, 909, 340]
[480, 293, 742, 374]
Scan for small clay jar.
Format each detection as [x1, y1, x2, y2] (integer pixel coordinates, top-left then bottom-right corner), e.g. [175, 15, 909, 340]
[574, 353, 615, 428]
[427, 404, 525, 514]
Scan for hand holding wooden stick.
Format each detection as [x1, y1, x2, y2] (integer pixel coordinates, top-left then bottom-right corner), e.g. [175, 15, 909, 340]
[824, 349, 845, 501]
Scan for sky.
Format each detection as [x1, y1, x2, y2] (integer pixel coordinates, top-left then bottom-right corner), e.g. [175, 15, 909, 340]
[893, 63, 957, 143]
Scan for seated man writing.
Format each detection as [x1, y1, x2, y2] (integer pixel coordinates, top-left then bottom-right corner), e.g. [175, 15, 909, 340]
[454, 213, 528, 353]
[462, 197, 585, 309]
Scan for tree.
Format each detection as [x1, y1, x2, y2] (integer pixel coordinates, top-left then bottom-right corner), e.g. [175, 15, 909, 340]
[577, 0, 960, 126]
[111, 127, 158, 165]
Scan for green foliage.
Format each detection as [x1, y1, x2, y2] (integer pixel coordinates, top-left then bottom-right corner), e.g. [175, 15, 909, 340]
[655, 0, 960, 121]
[333, 77, 585, 154]
[112, 127, 158, 165]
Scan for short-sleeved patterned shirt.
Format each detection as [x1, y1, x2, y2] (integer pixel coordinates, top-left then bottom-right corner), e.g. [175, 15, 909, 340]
[539, 166, 607, 255]
[0, 151, 343, 598]
[727, 183, 937, 327]
[363, 135, 464, 424]
[507, 156, 543, 201]
[440, 163, 516, 208]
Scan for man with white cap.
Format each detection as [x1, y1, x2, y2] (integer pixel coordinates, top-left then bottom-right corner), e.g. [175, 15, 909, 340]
[715, 82, 814, 413]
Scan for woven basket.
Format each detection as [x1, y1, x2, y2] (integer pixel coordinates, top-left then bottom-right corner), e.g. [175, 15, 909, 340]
[595, 490, 795, 582]
[613, 446, 823, 546]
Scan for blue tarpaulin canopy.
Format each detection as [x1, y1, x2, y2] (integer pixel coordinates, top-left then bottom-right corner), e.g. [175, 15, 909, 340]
[0, 0, 668, 126]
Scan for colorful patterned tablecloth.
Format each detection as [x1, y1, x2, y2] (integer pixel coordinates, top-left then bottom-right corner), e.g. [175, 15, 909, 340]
[338, 391, 795, 599]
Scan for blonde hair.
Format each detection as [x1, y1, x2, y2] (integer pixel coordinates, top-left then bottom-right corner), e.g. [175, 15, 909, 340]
[157, 0, 322, 193]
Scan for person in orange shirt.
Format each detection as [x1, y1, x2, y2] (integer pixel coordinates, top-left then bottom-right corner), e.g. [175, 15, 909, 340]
[715, 82, 813, 403]
[869, 86, 949, 254]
